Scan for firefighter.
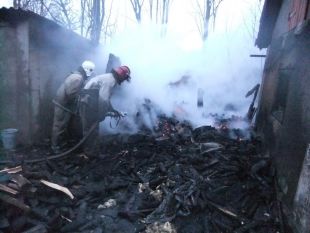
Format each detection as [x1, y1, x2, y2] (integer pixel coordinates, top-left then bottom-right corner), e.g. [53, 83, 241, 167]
[79, 65, 131, 156]
[51, 60, 95, 153]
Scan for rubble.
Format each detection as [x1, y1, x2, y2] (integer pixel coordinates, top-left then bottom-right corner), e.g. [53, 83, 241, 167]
[0, 116, 283, 233]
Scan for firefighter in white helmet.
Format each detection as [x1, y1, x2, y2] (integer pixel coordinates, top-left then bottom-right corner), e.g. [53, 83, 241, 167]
[79, 65, 131, 156]
[51, 60, 95, 153]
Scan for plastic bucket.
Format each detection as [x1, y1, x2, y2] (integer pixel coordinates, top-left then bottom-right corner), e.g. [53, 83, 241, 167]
[1, 128, 18, 150]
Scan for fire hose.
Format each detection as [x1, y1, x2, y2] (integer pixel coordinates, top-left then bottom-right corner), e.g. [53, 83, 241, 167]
[0, 111, 126, 165]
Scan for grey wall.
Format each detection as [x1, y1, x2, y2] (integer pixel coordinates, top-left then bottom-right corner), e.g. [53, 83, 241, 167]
[0, 17, 105, 145]
[256, 22, 310, 231]
[0, 21, 31, 144]
[272, 0, 290, 39]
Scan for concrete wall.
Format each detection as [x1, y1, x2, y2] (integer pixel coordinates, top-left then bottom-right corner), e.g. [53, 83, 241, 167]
[0, 16, 105, 145]
[28, 18, 96, 143]
[0, 22, 15, 129]
[0, 21, 32, 144]
[256, 22, 310, 231]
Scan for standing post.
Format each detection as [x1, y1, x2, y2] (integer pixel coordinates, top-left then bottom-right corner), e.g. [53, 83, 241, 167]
[197, 88, 204, 108]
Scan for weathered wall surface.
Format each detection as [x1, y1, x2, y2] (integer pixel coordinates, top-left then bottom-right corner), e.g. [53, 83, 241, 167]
[16, 21, 32, 144]
[293, 144, 310, 233]
[0, 21, 32, 144]
[0, 22, 16, 130]
[28, 18, 96, 142]
[0, 9, 104, 145]
[256, 22, 310, 232]
[272, 0, 291, 39]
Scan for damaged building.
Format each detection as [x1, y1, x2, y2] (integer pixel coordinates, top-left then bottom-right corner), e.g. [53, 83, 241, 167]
[0, 1, 308, 233]
[0, 7, 103, 145]
[255, 0, 310, 232]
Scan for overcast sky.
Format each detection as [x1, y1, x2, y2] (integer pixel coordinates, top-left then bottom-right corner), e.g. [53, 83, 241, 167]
[0, 0, 263, 50]
[100, 0, 264, 51]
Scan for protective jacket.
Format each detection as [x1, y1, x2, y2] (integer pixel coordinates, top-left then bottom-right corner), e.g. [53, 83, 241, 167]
[54, 71, 87, 110]
[51, 68, 87, 150]
[78, 72, 118, 156]
[83, 72, 118, 119]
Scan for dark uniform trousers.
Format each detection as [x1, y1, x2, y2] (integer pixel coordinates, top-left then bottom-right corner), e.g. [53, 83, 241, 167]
[51, 102, 81, 151]
[79, 89, 100, 156]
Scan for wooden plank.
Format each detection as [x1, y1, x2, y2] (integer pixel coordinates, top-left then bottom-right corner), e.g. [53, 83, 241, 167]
[0, 184, 18, 195]
[40, 179, 74, 199]
[0, 193, 30, 212]
[0, 165, 22, 174]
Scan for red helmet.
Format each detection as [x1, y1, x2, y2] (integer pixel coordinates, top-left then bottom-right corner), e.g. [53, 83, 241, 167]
[114, 66, 131, 81]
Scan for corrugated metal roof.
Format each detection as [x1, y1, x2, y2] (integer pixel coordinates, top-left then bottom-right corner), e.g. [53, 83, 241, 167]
[0, 7, 92, 47]
[0, 7, 60, 28]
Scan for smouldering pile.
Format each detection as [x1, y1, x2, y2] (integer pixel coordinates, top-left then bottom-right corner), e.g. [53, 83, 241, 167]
[0, 121, 282, 233]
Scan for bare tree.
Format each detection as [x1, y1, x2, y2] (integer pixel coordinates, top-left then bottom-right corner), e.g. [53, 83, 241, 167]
[48, 0, 79, 30]
[155, 0, 159, 23]
[13, 0, 25, 8]
[148, 0, 171, 24]
[13, 0, 22, 8]
[80, 0, 86, 36]
[80, 0, 94, 38]
[242, 0, 264, 42]
[161, 0, 170, 24]
[14, 0, 79, 31]
[129, 0, 145, 23]
[161, 0, 172, 36]
[14, 0, 48, 16]
[78, 0, 106, 44]
[89, 0, 105, 45]
[149, 0, 153, 21]
[148, 0, 159, 23]
[147, 0, 172, 37]
[193, 0, 224, 41]
[102, 0, 117, 44]
[203, 0, 211, 40]
[211, 0, 223, 30]
[13, 0, 109, 45]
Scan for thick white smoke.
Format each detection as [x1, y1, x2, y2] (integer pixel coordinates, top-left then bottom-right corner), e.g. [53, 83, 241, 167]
[99, 2, 265, 134]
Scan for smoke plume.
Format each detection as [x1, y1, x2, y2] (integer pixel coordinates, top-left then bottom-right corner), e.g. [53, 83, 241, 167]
[99, 17, 264, 134]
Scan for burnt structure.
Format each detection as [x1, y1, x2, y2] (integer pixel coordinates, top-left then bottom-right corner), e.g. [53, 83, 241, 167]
[255, 0, 310, 232]
[0, 8, 102, 145]
[0, 120, 283, 233]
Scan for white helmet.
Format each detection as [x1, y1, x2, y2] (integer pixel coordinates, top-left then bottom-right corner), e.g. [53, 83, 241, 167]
[82, 60, 95, 77]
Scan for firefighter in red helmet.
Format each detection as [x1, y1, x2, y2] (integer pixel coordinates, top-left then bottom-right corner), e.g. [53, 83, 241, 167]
[113, 65, 131, 83]
[83, 65, 131, 117]
[79, 65, 131, 156]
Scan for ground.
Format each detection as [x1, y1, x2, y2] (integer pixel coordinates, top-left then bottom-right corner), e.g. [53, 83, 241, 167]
[0, 118, 287, 233]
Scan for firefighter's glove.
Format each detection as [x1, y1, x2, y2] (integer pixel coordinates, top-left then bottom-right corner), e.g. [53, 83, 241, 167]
[114, 110, 128, 117]
[110, 110, 121, 118]
[106, 110, 127, 119]
[120, 112, 128, 117]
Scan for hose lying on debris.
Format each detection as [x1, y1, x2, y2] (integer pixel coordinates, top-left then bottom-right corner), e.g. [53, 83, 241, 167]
[0, 121, 99, 165]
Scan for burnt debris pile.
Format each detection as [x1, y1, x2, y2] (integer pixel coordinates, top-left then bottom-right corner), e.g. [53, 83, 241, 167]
[0, 117, 282, 233]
